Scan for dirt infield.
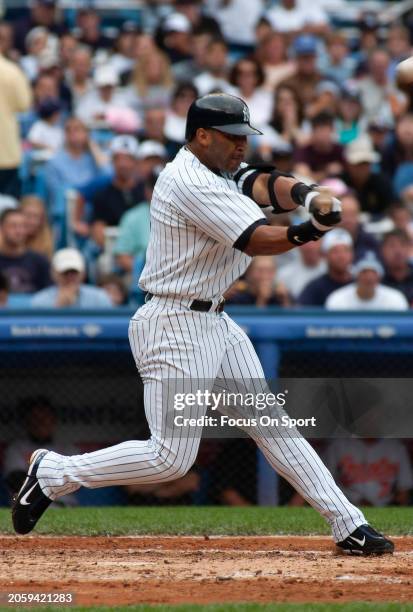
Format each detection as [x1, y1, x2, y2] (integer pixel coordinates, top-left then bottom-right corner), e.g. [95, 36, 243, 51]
[4, 536, 413, 606]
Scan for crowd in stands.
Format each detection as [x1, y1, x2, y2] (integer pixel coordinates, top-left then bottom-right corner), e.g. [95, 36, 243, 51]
[1, 0, 413, 309]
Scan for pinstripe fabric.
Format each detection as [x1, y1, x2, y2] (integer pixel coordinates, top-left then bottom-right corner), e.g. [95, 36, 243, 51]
[38, 300, 366, 542]
[36, 145, 366, 543]
[139, 147, 266, 302]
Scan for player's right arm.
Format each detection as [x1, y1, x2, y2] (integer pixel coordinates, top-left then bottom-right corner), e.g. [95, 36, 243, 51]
[243, 218, 334, 257]
[234, 164, 341, 224]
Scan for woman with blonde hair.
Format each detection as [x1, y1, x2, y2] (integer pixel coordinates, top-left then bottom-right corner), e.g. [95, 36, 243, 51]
[20, 195, 54, 260]
[125, 48, 174, 113]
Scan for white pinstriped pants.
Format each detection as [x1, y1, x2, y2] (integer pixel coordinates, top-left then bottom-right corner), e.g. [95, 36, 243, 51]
[38, 297, 366, 541]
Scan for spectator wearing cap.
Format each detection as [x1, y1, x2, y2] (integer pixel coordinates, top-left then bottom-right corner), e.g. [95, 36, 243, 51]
[76, 65, 129, 129]
[299, 229, 353, 306]
[31, 247, 112, 308]
[293, 112, 344, 182]
[27, 97, 64, 154]
[339, 191, 379, 260]
[164, 83, 198, 157]
[113, 171, 157, 274]
[229, 57, 273, 127]
[156, 12, 192, 64]
[277, 240, 326, 300]
[66, 46, 94, 111]
[318, 32, 356, 85]
[0, 208, 50, 294]
[336, 87, 366, 145]
[136, 141, 167, 181]
[91, 135, 145, 249]
[357, 48, 405, 124]
[326, 252, 408, 310]
[278, 35, 323, 108]
[381, 229, 413, 305]
[12, 0, 65, 55]
[194, 38, 238, 97]
[0, 28, 32, 199]
[264, 0, 328, 36]
[124, 47, 174, 114]
[341, 135, 395, 215]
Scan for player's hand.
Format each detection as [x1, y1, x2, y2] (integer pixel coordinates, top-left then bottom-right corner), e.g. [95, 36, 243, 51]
[307, 188, 342, 229]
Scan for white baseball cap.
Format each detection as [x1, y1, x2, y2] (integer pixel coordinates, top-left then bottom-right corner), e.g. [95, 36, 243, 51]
[52, 248, 85, 273]
[94, 65, 119, 87]
[163, 13, 191, 33]
[137, 140, 167, 160]
[109, 135, 140, 159]
[344, 135, 380, 165]
[321, 228, 353, 254]
[352, 252, 384, 277]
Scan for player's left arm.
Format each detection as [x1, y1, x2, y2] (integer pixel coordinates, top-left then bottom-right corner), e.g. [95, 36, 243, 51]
[234, 165, 342, 230]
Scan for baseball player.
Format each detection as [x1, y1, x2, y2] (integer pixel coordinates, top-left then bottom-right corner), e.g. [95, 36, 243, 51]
[13, 94, 393, 555]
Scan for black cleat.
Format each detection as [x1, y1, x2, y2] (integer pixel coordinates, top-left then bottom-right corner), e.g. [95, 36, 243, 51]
[336, 524, 394, 556]
[12, 449, 52, 534]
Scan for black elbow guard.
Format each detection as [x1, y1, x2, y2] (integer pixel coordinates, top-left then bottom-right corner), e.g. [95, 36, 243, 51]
[234, 165, 293, 213]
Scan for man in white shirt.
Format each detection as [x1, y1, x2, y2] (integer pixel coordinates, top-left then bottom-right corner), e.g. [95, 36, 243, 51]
[264, 0, 328, 35]
[326, 251, 409, 310]
[277, 239, 326, 299]
[76, 65, 129, 129]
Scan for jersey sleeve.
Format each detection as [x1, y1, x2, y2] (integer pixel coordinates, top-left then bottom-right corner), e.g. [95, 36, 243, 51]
[172, 169, 268, 248]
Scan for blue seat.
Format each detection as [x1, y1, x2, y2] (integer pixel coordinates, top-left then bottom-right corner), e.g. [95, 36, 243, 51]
[7, 294, 34, 308]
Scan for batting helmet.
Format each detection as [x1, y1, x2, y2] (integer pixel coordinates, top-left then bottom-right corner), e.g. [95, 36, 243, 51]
[185, 93, 263, 140]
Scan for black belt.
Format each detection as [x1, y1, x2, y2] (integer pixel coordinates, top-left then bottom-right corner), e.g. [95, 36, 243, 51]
[145, 293, 225, 313]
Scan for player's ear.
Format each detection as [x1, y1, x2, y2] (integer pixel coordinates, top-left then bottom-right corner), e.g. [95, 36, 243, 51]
[197, 128, 212, 147]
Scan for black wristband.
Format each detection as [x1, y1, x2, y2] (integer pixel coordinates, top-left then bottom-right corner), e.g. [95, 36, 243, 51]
[287, 221, 326, 245]
[290, 182, 318, 207]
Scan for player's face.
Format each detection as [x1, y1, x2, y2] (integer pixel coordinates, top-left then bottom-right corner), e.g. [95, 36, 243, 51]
[208, 129, 248, 173]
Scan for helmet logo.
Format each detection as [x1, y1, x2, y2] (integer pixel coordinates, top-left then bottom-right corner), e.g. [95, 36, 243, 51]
[243, 106, 250, 123]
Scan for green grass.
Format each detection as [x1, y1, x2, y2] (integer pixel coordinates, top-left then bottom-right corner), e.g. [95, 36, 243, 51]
[0, 506, 411, 536]
[2, 605, 413, 612]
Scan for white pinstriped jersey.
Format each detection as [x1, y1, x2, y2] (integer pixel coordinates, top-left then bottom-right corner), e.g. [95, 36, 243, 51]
[139, 147, 267, 301]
